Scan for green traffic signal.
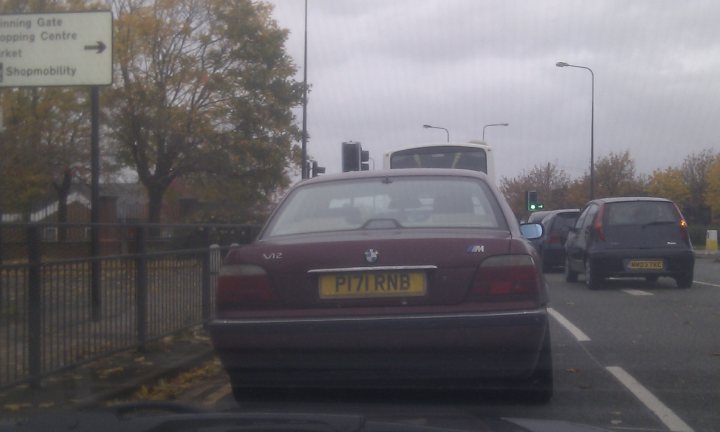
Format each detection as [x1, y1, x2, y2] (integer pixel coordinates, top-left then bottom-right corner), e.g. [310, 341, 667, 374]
[525, 190, 544, 212]
[526, 190, 537, 211]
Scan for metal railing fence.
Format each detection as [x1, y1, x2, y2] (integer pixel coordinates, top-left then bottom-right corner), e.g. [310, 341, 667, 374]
[0, 222, 260, 390]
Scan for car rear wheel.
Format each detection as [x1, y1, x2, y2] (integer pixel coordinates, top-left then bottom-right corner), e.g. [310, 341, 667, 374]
[231, 385, 284, 402]
[675, 271, 693, 289]
[564, 257, 578, 282]
[542, 255, 552, 273]
[231, 385, 258, 403]
[585, 260, 602, 290]
[229, 376, 274, 403]
[523, 327, 553, 403]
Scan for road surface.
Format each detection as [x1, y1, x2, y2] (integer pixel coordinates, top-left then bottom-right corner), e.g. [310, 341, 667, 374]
[171, 256, 720, 432]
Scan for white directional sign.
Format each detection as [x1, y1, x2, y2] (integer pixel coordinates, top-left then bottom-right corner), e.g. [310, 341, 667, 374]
[0, 11, 112, 87]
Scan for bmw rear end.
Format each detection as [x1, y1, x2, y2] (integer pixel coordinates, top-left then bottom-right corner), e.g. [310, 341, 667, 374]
[209, 169, 551, 395]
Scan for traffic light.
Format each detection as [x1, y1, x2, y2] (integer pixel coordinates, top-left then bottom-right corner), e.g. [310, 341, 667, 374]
[306, 159, 326, 178]
[526, 190, 544, 212]
[342, 141, 370, 172]
[361, 149, 370, 171]
[310, 160, 325, 178]
[342, 141, 361, 172]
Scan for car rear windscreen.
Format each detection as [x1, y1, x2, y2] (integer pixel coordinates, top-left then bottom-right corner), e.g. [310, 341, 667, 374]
[265, 176, 507, 236]
[390, 146, 488, 172]
[605, 201, 678, 226]
[551, 213, 579, 234]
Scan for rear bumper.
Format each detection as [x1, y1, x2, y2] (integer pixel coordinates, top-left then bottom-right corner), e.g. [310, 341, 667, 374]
[210, 309, 548, 389]
[589, 248, 694, 277]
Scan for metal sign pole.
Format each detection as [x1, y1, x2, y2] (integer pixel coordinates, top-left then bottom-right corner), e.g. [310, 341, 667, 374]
[90, 86, 101, 321]
[0, 11, 112, 318]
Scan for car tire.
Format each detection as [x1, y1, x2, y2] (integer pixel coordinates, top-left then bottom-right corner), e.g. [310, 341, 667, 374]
[675, 271, 693, 289]
[585, 259, 602, 290]
[542, 255, 552, 273]
[231, 386, 254, 402]
[645, 275, 659, 284]
[564, 256, 578, 283]
[523, 327, 553, 403]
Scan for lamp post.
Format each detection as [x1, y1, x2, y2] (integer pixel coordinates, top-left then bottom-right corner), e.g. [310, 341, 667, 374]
[556, 61, 595, 200]
[422, 124, 450, 142]
[482, 123, 509, 141]
[300, 0, 309, 179]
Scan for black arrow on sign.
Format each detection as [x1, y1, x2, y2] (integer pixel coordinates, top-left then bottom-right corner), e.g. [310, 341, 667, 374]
[84, 41, 106, 54]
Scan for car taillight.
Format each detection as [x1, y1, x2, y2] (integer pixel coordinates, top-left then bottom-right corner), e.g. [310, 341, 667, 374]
[679, 218, 689, 243]
[593, 205, 606, 241]
[469, 255, 540, 302]
[216, 264, 278, 312]
[674, 204, 690, 244]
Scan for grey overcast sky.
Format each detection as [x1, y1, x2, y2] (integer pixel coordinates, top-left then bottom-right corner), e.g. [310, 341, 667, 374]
[268, 0, 720, 181]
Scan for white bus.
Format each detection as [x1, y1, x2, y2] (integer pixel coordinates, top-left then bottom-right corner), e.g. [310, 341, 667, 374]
[383, 140, 495, 182]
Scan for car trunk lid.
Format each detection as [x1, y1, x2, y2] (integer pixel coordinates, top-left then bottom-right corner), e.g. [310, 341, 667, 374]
[224, 228, 512, 308]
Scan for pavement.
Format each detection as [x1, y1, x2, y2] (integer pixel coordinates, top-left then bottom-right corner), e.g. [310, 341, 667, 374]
[0, 325, 215, 420]
[695, 249, 719, 259]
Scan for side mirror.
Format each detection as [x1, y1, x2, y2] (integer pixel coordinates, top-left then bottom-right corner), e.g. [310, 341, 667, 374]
[520, 223, 543, 240]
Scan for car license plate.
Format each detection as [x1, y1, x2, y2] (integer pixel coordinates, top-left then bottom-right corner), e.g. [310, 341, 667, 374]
[627, 260, 664, 270]
[319, 271, 427, 299]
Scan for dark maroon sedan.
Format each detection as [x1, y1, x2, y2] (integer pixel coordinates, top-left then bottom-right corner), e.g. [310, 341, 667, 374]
[210, 169, 552, 401]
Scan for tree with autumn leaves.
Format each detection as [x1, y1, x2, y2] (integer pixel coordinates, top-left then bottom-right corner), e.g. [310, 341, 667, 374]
[500, 150, 644, 219]
[2, 1, 719, 225]
[108, 0, 303, 223]
[647, 167, 689, 206]
[501, 149, 719, 224]
[0, 86, 91, 224]
[1, 0, 303, 224]
[647, 150, 718, 223]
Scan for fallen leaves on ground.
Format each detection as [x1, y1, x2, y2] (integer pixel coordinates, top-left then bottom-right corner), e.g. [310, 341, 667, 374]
[97, 366, 125, 380]
[130, 359, 222, 401]
[3, 403, 32, 412]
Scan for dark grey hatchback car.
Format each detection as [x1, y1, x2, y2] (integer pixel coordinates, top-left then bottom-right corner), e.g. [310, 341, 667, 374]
[537, 209, 580, 272]
[564, 197, 694, 289]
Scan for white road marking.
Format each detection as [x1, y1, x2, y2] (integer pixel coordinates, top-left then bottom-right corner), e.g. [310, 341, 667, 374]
[547, 307, 591, 342]
[694, 280, 720, 288]
[622, 289, 654, 296]
[203, 383, 231, 406]
[608, 427, 668, 431]
[606, 366, 694, 432]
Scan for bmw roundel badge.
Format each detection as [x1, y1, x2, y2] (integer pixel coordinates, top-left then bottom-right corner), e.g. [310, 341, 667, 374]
[364, 248, 379, 264]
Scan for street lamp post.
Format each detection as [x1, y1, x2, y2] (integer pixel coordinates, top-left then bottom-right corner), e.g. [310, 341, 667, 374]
[482, 123, 509, 141]
[556, 61, 595, 200]
[422, 124, 450, 142]
[300, 0, 309, 179]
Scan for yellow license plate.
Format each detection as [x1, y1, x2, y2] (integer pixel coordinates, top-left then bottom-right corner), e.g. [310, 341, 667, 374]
[319, 272, 427, 299]
[628, 260, 664, 270]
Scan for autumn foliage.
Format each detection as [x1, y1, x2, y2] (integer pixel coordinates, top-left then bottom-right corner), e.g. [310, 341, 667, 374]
[501, 150, 719, 224]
